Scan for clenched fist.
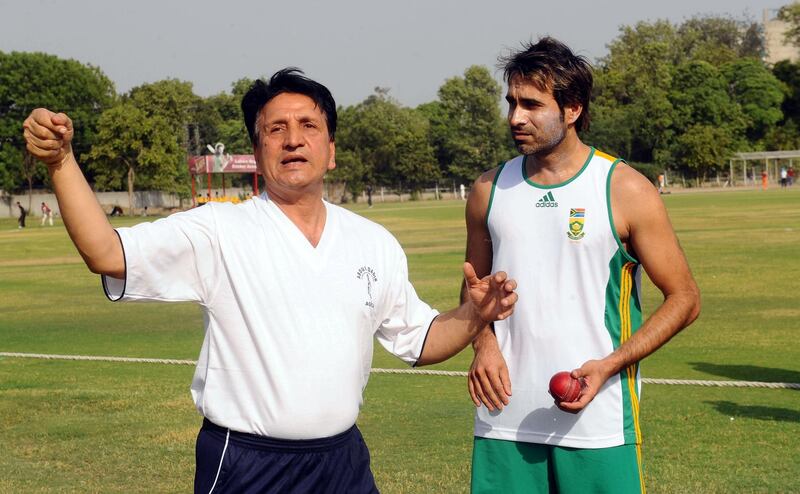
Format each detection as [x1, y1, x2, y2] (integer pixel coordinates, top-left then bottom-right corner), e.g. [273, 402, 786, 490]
[23, 109, 74, 168]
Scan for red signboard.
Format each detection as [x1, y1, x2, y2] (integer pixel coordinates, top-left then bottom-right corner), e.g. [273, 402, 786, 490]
[188, 155, 258, 174]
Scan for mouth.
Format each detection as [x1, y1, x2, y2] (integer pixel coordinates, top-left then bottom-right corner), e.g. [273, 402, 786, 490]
[281, 155, 308, 166]
[511, 128, 531, 139]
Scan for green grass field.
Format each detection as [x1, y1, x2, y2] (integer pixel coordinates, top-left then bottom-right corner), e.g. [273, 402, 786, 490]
[1, 188, 799, 493]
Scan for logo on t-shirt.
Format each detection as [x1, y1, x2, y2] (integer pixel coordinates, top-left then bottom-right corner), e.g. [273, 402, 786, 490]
[356, 266, 378, 308]
[567, 208, 586, 240]
[535, 191, 558, 208]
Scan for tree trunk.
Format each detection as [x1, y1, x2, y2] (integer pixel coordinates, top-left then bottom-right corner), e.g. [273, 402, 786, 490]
[127, 165, 135, 216]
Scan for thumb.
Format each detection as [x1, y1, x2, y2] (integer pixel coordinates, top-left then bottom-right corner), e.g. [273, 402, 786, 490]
[571, 367, 587, 379]
[463, 262, 480, 286]
[51, 113, 73, 136]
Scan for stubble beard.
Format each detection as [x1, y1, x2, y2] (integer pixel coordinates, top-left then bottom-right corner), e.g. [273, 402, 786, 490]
[514, 114, 568, 157]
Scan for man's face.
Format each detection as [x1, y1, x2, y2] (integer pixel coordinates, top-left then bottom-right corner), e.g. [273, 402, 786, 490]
[506, 75, 578, 155]
[254, 92, 335, 195]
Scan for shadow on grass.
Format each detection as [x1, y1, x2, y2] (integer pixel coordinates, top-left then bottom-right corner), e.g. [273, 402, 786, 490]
[690, 362, 800, 384]
[706, 400, 800, 423]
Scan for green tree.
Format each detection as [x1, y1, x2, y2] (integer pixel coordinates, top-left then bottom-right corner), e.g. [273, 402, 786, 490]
[721, 58, 784, 142]
[773, 60, 800, 124]
[326, 148, 368, 202]
[668, 61, 744, 178]
[669, 124, 736, 181]
[0, 51, 115, 204]
[420, 66, 508, 182]
[677, 15, 764, 65]
[589, 15, 770, 178]
[337, 90, 438, 195]
[93, 79, 201, 199]
[126, 79, 199, 143]
[88, 104, 182, 214]
[588, 20, 678, 164]
[200, 78, 254, 155]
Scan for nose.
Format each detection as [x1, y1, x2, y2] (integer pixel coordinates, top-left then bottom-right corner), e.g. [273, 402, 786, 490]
[508, 105, 525, 127]
[284, 124, 303, 148]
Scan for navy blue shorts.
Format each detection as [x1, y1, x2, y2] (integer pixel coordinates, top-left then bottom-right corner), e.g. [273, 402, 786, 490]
[194, 419, 379, 494]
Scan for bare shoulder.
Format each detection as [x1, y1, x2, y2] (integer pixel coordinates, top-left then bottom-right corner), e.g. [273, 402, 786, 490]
[609, 162, 667, 242]
[472, 167, 501, 194]
[610, 162, 658, 201]
[467, 166, 501, 213]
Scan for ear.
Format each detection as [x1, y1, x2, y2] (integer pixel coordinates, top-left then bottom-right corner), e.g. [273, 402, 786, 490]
[328, 140, 336, 171]
[564, 103, 583, 127]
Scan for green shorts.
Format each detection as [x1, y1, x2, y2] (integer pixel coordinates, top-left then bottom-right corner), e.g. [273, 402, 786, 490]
[471, 437, 645, 494]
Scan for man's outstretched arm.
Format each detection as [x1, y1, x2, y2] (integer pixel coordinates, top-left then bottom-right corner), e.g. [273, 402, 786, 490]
[23, 109, 124, 277]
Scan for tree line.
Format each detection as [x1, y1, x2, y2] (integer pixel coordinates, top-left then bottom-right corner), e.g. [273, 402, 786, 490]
[4, 10, 800, 205]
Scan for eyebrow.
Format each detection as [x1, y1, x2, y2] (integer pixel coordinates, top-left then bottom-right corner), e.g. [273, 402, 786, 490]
[506, 94, 542, 106]
[263, 114, 323, 126]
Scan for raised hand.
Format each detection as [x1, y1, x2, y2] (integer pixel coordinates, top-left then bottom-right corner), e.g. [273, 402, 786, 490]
[23, 109, 74, 167]
[463, 262, 517, 323]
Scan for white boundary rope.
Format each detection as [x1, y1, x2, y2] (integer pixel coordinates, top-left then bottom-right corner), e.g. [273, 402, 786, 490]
[2, 352, 798, 390]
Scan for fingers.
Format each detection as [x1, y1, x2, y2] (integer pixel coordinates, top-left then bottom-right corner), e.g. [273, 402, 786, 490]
[467, 375, 480, 407]
[51, 112, 73, 135]
[23, 109, 73, 166]
[492, 289, 518, 320]
[469, 363, 510, 411]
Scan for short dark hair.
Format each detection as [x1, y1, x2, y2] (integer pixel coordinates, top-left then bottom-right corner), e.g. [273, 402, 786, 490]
[241, 67, 337, 145]
[500, 37, 593, 132]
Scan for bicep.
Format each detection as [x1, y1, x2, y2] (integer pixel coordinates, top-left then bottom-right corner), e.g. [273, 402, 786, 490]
[623, 180, 696, 298]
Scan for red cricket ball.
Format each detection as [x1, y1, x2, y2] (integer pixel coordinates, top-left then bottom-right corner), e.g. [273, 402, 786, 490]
[548, 371, 583, 402]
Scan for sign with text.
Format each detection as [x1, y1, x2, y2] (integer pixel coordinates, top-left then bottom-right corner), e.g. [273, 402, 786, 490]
[188, 155, 258, 174]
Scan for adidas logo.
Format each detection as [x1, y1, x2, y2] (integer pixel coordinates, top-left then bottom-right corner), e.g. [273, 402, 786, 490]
[535, 191, 558, 208]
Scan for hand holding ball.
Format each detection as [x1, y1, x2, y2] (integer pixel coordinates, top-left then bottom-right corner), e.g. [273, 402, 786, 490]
[549, 371, 583, 403]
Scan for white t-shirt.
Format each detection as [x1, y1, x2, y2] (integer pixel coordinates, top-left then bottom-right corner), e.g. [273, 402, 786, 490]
[102, 195, 438, 439]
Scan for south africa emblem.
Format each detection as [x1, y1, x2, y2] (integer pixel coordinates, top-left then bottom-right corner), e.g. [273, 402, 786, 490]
[567, 208, 586, 240]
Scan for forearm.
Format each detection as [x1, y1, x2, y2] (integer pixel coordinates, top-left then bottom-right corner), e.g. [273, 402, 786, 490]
[50, 153, 124, 277]
[416, 302, 485, 366]
[603, 289, 700, 374]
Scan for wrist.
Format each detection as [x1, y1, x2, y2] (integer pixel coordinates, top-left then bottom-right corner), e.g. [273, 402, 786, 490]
[471, 325, 496, 350]
[48, 148, 74, 171]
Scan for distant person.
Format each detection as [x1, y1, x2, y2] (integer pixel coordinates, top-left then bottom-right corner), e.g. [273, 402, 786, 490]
[780, 167, 788, 188]
[464, 37, 700, 494]
[788, 166, 795, 186]
[109, 205, 123, 216]
[366, 184, 373, 207]
[40, 201, 53, 226]
[23, 68, 518, 493]
[16, 201, 26, 229]
[762, 169, 769, 191]
[460, 183, 467, 200]
[657, 173, 665, 194]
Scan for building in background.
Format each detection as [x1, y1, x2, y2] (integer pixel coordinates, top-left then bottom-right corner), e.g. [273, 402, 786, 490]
[764, 7, 800, 64]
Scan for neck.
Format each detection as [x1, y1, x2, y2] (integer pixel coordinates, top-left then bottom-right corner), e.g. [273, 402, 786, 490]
[525, 133, 590, 185]
[265, 184, 328, 247]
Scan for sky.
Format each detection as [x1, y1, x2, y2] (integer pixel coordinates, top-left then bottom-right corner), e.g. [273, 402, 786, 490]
[0, 0, 787, 107]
